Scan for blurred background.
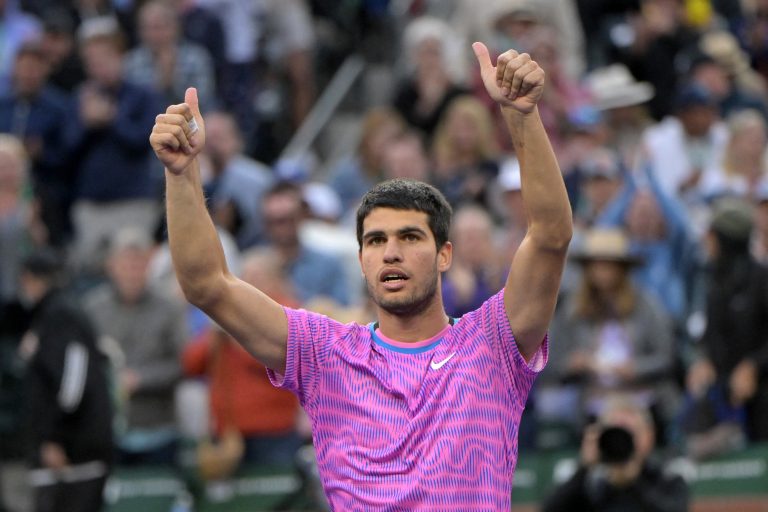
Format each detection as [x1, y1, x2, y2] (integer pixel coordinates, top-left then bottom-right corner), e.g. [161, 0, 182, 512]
[1, 0, 768, 510]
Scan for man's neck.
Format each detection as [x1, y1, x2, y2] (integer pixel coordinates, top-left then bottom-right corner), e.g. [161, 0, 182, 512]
[375, 300, 450, 343]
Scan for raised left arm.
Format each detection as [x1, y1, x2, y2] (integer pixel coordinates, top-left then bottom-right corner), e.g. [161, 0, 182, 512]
[473, 42, 573, 361]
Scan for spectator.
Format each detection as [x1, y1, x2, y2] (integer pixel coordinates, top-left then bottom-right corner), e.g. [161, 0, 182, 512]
[182, 249, 302, 467]
[299, 182, 362, 307]
[20, 250, 113, 512]
[197, 0, 315, 161]
[379, 130, 431, 183]
[39, 8, 84, 93]
[687, 32, 768, 121]
[431, 95, 500, 208]
[743, 0, 768, 84]
[0, 0, 42, 96]
[699, 109, 768, 201]
[261, 181, 351, 306]
[685, 198, 768, 444]
[516, 24, 591, 154]
[641, 82, 728, 232]
[83, 227, 188, 465]
[546, 228, 678, 439]
[452, 0, 585, 80]
[201, 110, 274, 249]
[542, 395, 689, 512]
[172, 0, 226, 89]
[605, 0, 700, 120]
[66, 21, 162, 272]
[67, 0, 135, 47]
[492, 156, 526, 259]
[441, 204, 504, 318]
[257, 0, 316, 144]
[0, 42, 71, 246]
[752, 180, 768, 264]
[124, 0, 216, 109]
[0, 137, 40, 510]
[596, 164, 698, 326]
[0, 134, 45, 303]
[584, 64, 655, 170]
[573, 148, 626, 230]
[327, 107, 406, 215]
[393, 16, 468, 140]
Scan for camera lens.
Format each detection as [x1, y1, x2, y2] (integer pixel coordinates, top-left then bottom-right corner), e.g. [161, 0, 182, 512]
[598, 426, 635, 464]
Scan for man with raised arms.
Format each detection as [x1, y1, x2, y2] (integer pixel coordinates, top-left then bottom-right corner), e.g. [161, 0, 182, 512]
[149, 42, 572, 510]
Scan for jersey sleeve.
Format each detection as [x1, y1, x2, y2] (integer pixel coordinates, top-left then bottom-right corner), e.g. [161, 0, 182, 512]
[266, 306, 347, 408]
[480, 290, 549, 402]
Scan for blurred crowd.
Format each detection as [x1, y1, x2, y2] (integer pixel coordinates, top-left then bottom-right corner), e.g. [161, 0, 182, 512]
[2, 0, 768, 510]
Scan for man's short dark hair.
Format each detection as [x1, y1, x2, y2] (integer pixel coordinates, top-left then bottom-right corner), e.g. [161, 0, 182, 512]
[356, 179, 453, 250]
[21, 248, 64, 281]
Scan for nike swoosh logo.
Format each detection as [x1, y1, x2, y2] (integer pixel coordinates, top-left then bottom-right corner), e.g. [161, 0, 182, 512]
[430, 352, 456, 370]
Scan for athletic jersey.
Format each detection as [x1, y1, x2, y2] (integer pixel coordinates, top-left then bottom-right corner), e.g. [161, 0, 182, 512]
[268, 289, 547, 510]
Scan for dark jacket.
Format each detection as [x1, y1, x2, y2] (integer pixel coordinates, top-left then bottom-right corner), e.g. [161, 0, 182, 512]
[542, 462, 689, 512]
[0, 86, 72, 197]
[65, 81, 161, 202]
[24, 290, 113, 467]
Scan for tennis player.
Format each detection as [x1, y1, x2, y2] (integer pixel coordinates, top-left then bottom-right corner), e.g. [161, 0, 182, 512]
[150, 41, 572, 510]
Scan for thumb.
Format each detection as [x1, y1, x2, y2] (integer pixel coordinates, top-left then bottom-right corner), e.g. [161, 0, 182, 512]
[184, 87, 201, 119]
[472, 42, 493, 75]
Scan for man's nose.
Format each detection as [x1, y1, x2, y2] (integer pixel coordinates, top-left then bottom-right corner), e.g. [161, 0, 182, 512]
[382, 239, 403, 263]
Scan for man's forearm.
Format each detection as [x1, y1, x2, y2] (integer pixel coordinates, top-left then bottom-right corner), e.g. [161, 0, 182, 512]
[502, 106, 572, 249]
[165, 159, 229, 306]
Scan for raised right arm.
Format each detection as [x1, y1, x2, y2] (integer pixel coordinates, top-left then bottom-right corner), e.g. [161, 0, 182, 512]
[149, 87, 288, 372]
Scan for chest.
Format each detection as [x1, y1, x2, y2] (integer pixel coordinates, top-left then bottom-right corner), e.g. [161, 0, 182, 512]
[310, 343, 516, 469]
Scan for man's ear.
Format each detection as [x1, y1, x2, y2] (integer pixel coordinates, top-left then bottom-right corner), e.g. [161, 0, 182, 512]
[438, 241, 452, 272]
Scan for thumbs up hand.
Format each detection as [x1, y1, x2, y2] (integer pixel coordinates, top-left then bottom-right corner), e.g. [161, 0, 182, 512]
[149, 87, 206, 175]
[472, 42, 545, 114]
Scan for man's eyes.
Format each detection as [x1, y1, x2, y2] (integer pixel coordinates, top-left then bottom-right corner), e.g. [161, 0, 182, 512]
[367, 233, 421, 244]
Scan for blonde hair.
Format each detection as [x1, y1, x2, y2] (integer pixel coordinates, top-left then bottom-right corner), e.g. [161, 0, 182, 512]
[0, 134, 29, 179]
[357, 107, 406, 175]
[432, 95, 499, 172]
[722, 108, 768, 178]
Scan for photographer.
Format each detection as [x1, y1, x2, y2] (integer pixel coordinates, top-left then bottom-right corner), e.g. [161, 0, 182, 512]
[542, 396, 689, 512]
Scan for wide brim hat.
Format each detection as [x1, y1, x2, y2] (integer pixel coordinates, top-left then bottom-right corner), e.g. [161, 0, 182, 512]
[570, 228, 643, 266]
[586, 64, 655, 111]
[700, 30, 751, 77]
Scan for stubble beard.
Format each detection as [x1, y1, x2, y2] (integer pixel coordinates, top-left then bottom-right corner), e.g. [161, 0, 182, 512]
[365, 268, 439, 318]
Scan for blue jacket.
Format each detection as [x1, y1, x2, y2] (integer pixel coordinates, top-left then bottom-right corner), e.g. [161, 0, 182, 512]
[0, 87, 71, 196]
[66, 81, 161, 202]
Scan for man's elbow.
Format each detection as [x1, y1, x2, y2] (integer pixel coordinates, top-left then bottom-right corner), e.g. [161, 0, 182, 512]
[530, 220, 573, 252]
[178, 273, 228, 309]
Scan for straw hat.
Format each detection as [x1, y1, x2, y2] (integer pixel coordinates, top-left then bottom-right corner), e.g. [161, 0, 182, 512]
[571, 228, 642, 265]
[585, 64, 655, 111]
[700, 30, 751, 77]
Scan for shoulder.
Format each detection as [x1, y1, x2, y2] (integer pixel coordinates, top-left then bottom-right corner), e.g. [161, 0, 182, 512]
[124, 47, 150, 65]
[285, 305, 366, 341]
[82, 284, 115, 310]
[230, 156, 273, 182]
[298, 247, 344, 267]
[180, 42, 214, 62]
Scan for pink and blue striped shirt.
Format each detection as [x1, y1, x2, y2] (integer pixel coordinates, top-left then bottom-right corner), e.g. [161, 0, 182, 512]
[268, 290, 547, 510]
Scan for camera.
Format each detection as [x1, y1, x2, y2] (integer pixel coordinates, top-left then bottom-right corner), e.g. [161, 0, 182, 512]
[597, 426, 635, 464]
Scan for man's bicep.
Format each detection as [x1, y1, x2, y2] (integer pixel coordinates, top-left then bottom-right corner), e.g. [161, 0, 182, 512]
[202, 276, 289, 373]
[504, 236, 567, 360]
